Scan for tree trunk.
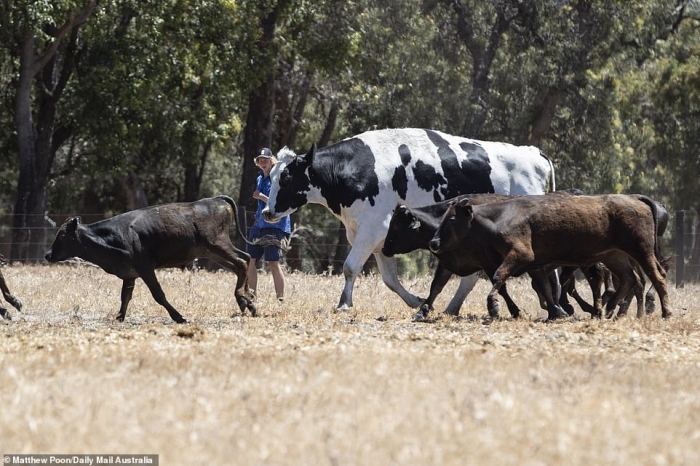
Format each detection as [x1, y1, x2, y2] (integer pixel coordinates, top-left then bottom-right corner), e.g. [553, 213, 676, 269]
[689, 206, 700, 282]
[183, 142, 211, 202]
[117, 173, 149, 210]
[318, 99, 340, 148]
[10, 1, 95, 261]
[448, 1, 513, 138]
[239, 4, 286, 210]
[528, 86, 565, 146]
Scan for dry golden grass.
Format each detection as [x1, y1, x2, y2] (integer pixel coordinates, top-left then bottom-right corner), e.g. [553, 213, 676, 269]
[1, 263, 700, 465]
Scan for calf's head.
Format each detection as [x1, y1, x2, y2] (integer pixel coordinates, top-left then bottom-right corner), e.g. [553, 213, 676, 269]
[45, 217, 82, 262]
[429, 199, 474, 255]
[382, 205, 422, 257]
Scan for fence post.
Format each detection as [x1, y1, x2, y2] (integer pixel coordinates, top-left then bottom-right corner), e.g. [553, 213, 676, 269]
[675, 210, 685, 288]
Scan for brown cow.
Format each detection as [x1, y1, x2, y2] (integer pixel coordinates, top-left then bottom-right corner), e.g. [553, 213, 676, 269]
[0, 253, 22, 320]
[45, 196, 257, 323]
[429, 194, 671, 320]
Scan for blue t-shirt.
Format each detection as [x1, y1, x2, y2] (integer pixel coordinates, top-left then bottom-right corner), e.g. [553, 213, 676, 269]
[253, 174, 291, 233]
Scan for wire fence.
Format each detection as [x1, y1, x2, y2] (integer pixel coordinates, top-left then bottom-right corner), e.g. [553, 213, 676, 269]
[0, 209, 698, 284]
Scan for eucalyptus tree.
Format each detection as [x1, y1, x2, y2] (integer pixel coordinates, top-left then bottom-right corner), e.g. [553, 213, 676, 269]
[66, 0, 260, 211]
[0, 0, 96, 260]
[646, 2, 700, 279]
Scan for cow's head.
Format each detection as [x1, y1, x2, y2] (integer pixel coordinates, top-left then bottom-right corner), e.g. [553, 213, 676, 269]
[263, 145, 316, 223]
[429, 199, 474, 255]
[382, 205, 421, 257]
[44, 216, 82, 262]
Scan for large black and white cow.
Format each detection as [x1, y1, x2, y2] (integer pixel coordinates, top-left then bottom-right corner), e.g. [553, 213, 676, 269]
[45, 195, 256, 323]
[428, 194, 671, 319]
[262, 128, 555, 311]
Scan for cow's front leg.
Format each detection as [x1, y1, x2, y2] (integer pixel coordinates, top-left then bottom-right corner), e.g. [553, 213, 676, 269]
[0, 273, 22, 312]
[335, 241, 375, 311]
[497, 283, 522, 319]
[529, 269, 569, 320]
[117, 278, 136, 322]
[486, 268, 507, 319]
[138, 270, 187, 324]
[413, 264, 453, 321]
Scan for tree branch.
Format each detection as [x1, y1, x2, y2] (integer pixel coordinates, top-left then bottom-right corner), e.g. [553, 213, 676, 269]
[31, 0, 96, 75]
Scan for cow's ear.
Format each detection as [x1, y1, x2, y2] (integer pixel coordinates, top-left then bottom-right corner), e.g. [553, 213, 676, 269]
[304, 143, 316, 165]
[67, 216, 82, 237]
[455, 200, 474, 219]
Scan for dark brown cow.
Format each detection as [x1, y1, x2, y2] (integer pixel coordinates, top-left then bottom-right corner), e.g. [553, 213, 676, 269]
[559, 198, 670, 319]
[0, 253, 22, 320]
[382, 193, 562, 320]
[45, 195, 256, 323]
[429, 194, 671, 320]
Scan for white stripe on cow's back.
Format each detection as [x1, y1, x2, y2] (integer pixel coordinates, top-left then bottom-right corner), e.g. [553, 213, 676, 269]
[356, 128, 553, 198]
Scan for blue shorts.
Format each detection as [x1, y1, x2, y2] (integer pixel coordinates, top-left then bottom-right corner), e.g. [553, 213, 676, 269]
[246, 227, 289, 262]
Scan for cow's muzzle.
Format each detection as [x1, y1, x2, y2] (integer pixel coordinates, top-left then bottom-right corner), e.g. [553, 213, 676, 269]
[262, 210, 280, 223]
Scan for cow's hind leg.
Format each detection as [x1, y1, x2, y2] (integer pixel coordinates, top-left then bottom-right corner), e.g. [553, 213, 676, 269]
[375, 252, 423, 309]
[138, 271, 187, 323]
[627, 250, 672, 318]
[444, 273, 479, 316]
[204, 240, 256, 317]
[642, 260, 671, 318]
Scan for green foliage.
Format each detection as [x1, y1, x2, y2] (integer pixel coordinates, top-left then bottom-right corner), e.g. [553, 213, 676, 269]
[0, 0, 698, 268]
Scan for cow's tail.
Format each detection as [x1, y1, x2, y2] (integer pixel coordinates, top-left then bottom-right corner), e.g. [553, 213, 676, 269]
[634, 195, 664, 261]
[218, 195, 291, 251]
[541, 150, 556, 193]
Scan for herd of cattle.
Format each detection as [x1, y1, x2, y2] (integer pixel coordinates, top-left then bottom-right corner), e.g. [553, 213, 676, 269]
[0, 128, 673, 324]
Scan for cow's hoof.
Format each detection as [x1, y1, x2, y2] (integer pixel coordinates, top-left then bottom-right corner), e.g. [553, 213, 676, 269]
[176, 318, 188, 324]
[335, 304, 352, 312]
[412, 310, 429, 322]
[0, 308, 11, 321]
[548, 307, 569, 320]
[9, 298, 22, 312]
[645, 300, 656, 315]
[248, 303, 257, 317]
[662, 310, 672, 319]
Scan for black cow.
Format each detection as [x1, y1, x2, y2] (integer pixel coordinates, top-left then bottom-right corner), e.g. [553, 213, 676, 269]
[45, 195, 256, 323]
[0, 253, 22, 320]
[429, 194, 671, 320]
[382, 193, 538, 320]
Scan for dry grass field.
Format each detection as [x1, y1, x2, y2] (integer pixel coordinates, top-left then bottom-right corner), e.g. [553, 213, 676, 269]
[1, 263, 700, 465]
